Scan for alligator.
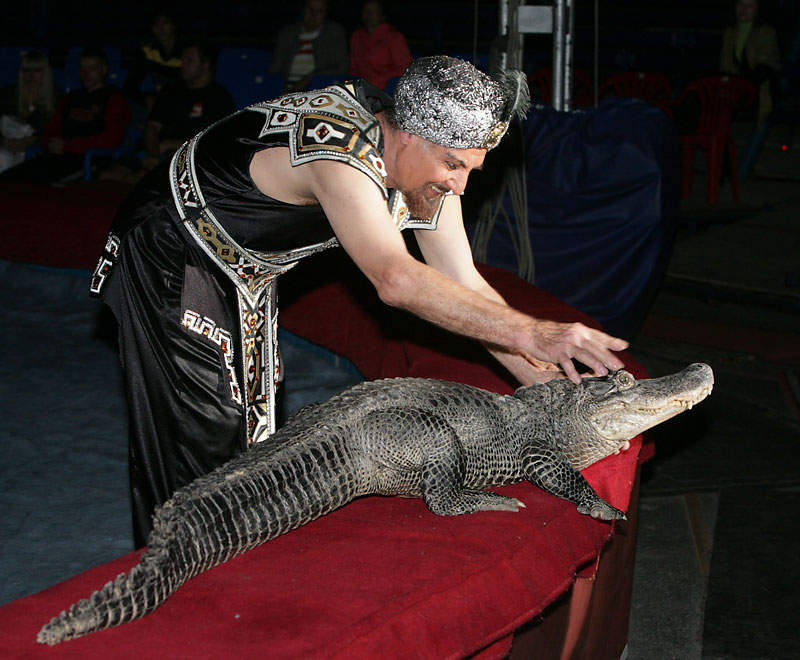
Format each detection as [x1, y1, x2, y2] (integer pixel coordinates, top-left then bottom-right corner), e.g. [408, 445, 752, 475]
[38, 362, 713, 645]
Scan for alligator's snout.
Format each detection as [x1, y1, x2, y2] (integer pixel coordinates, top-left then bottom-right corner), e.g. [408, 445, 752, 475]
[572, 362, 715, 468]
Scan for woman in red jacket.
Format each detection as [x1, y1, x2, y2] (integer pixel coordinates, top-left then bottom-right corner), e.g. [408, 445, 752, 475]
[349, 0, 413, 91]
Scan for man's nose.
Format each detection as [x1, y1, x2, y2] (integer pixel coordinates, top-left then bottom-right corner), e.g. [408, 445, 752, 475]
[448, 170, 469, 195]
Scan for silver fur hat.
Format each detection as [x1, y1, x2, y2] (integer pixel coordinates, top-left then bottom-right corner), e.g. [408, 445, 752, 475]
[393, 56, 531, 150]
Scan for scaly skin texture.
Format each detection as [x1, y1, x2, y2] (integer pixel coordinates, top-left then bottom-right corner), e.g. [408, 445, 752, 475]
[38, 363, 713, 645]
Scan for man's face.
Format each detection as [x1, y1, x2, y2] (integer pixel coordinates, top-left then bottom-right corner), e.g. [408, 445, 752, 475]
[362, 1, 384, 32]
[152, 15, 176, 46]
[79, 57, 107, 92]
[389, 135, 486, 219]
[736, 0, 758, 23]
[304, 0, 327, 31]
[181, 47, 207, 84]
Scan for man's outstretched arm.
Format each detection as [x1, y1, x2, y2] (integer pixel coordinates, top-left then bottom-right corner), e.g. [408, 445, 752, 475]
[306, 162, 627, 384]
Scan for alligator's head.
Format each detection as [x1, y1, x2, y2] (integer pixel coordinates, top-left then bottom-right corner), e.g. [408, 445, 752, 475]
[514, 362, 714, 470]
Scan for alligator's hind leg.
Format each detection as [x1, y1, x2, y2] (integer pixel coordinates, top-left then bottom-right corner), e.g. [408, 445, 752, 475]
[521, 445, 625, 521]
[364, 407, 523, 516]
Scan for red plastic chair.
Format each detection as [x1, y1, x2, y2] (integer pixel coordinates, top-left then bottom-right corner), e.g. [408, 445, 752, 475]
[527, 67, 593, 106]
[678, 76, 755, 205]
[598, 71, 674, 116]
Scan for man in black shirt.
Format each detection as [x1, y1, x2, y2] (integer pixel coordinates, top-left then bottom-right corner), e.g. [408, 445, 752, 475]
[100, 41, 234, 185]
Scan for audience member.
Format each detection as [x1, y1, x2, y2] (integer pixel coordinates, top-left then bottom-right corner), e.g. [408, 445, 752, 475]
[0, 50, 60, 173]
[349, 0, 412, 90]
[0, 48, 130, 184]
[123, 11, 184, 110]
[720, 0, 781, 180]
[100, 41, 234, 185]
[720, 0, 780, 124]
[270, 0, 348, 92]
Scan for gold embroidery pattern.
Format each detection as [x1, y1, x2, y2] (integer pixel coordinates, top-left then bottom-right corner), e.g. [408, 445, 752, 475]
[255, 85, 388, 198]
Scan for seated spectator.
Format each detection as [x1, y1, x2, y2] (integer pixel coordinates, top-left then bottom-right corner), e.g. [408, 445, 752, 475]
[0, 50, 60, 173]
[0, 48, 130, 184]
[100, 41, 234, 185]
[349, 0, 412, 91]
[123, 11, 184, 113]
[269, 0, 348, 92]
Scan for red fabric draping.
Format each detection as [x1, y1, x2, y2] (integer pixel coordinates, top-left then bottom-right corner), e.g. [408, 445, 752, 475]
[0, 189, 647, 659]
[0, 183, 126, 270]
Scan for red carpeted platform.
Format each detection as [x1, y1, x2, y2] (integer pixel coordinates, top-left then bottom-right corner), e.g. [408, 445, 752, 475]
[0, 183, 649, 659]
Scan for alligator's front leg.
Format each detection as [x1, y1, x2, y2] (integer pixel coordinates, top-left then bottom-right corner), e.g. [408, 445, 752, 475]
[521, 444, 625, 521]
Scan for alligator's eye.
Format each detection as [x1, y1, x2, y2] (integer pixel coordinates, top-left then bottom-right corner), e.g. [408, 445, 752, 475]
[615, 370, 635, 390]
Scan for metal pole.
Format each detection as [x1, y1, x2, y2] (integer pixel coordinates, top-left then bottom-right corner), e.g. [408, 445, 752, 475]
[552, 0, 566, 110]
[564, 0, 575, 111]
[498, 0, 509, 71]
[507, 0, 521, 70]
[594, 0, 599, 106]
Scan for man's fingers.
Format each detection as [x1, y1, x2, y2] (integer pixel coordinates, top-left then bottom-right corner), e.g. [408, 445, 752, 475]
[560, 358, 582, 384]
[610, 337, 630, 351]
[529, 320, 629, 380]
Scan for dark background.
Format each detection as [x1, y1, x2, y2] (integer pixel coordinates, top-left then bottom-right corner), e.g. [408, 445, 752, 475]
[4, 1, 799, 89]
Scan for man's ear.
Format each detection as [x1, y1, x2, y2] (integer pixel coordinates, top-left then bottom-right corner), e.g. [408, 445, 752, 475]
[397, 130, 415, 146]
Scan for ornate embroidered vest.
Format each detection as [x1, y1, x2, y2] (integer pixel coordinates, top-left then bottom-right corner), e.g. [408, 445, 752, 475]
[167, 82, 445, 444]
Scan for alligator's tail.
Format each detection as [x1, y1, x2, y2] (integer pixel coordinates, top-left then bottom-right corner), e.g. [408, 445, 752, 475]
[36, 429, 365, 645]
[37, 547, 181, 645]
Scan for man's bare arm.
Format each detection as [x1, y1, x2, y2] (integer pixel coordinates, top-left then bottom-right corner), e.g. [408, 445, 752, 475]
[302, 161, 626, 383]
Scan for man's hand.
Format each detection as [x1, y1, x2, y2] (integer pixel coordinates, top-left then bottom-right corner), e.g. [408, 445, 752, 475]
[46, 137, 64, 154]
[526, 320, 629, 384]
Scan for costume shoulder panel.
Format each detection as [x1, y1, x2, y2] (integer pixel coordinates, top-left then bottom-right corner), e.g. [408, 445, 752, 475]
[250, 84, 388, 198]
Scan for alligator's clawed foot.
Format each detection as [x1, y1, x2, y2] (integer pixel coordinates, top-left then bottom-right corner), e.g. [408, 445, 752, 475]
[470, 492, 526, 513]
[427, 489, 526, 515]
[577, 499, 626, 521]
[613, 440, 631, 455]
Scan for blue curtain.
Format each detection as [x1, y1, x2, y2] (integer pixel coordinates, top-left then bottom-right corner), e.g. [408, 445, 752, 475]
[467, 98, 680, 339]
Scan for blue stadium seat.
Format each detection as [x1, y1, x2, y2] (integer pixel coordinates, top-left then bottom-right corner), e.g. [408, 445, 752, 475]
[385, 76, 400, 96]
[0, 46, 39, 87]
[82, 123, 143, 180]
[224, 73, 284, 109]
[216, 47, 272, 81]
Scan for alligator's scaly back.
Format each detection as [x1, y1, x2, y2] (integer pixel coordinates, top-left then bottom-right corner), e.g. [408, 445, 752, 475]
[38, 366, 713, 645]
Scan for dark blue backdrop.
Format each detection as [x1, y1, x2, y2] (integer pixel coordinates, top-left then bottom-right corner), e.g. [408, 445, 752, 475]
[466, 98, 680, 339]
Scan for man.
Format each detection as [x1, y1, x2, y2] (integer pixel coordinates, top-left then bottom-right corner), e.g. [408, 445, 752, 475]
[270, 0, 348, 92]
[123, 11, 184, 109]
[91, 56, 627, 547]
[0, 48, 130, 183]
[100, 41, 234, 184]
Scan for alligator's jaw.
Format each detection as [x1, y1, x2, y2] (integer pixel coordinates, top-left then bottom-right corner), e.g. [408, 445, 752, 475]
[589, 363, 714, 443]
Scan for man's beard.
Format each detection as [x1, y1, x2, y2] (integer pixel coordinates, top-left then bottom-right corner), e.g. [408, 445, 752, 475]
[403, 185, 444, 220]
